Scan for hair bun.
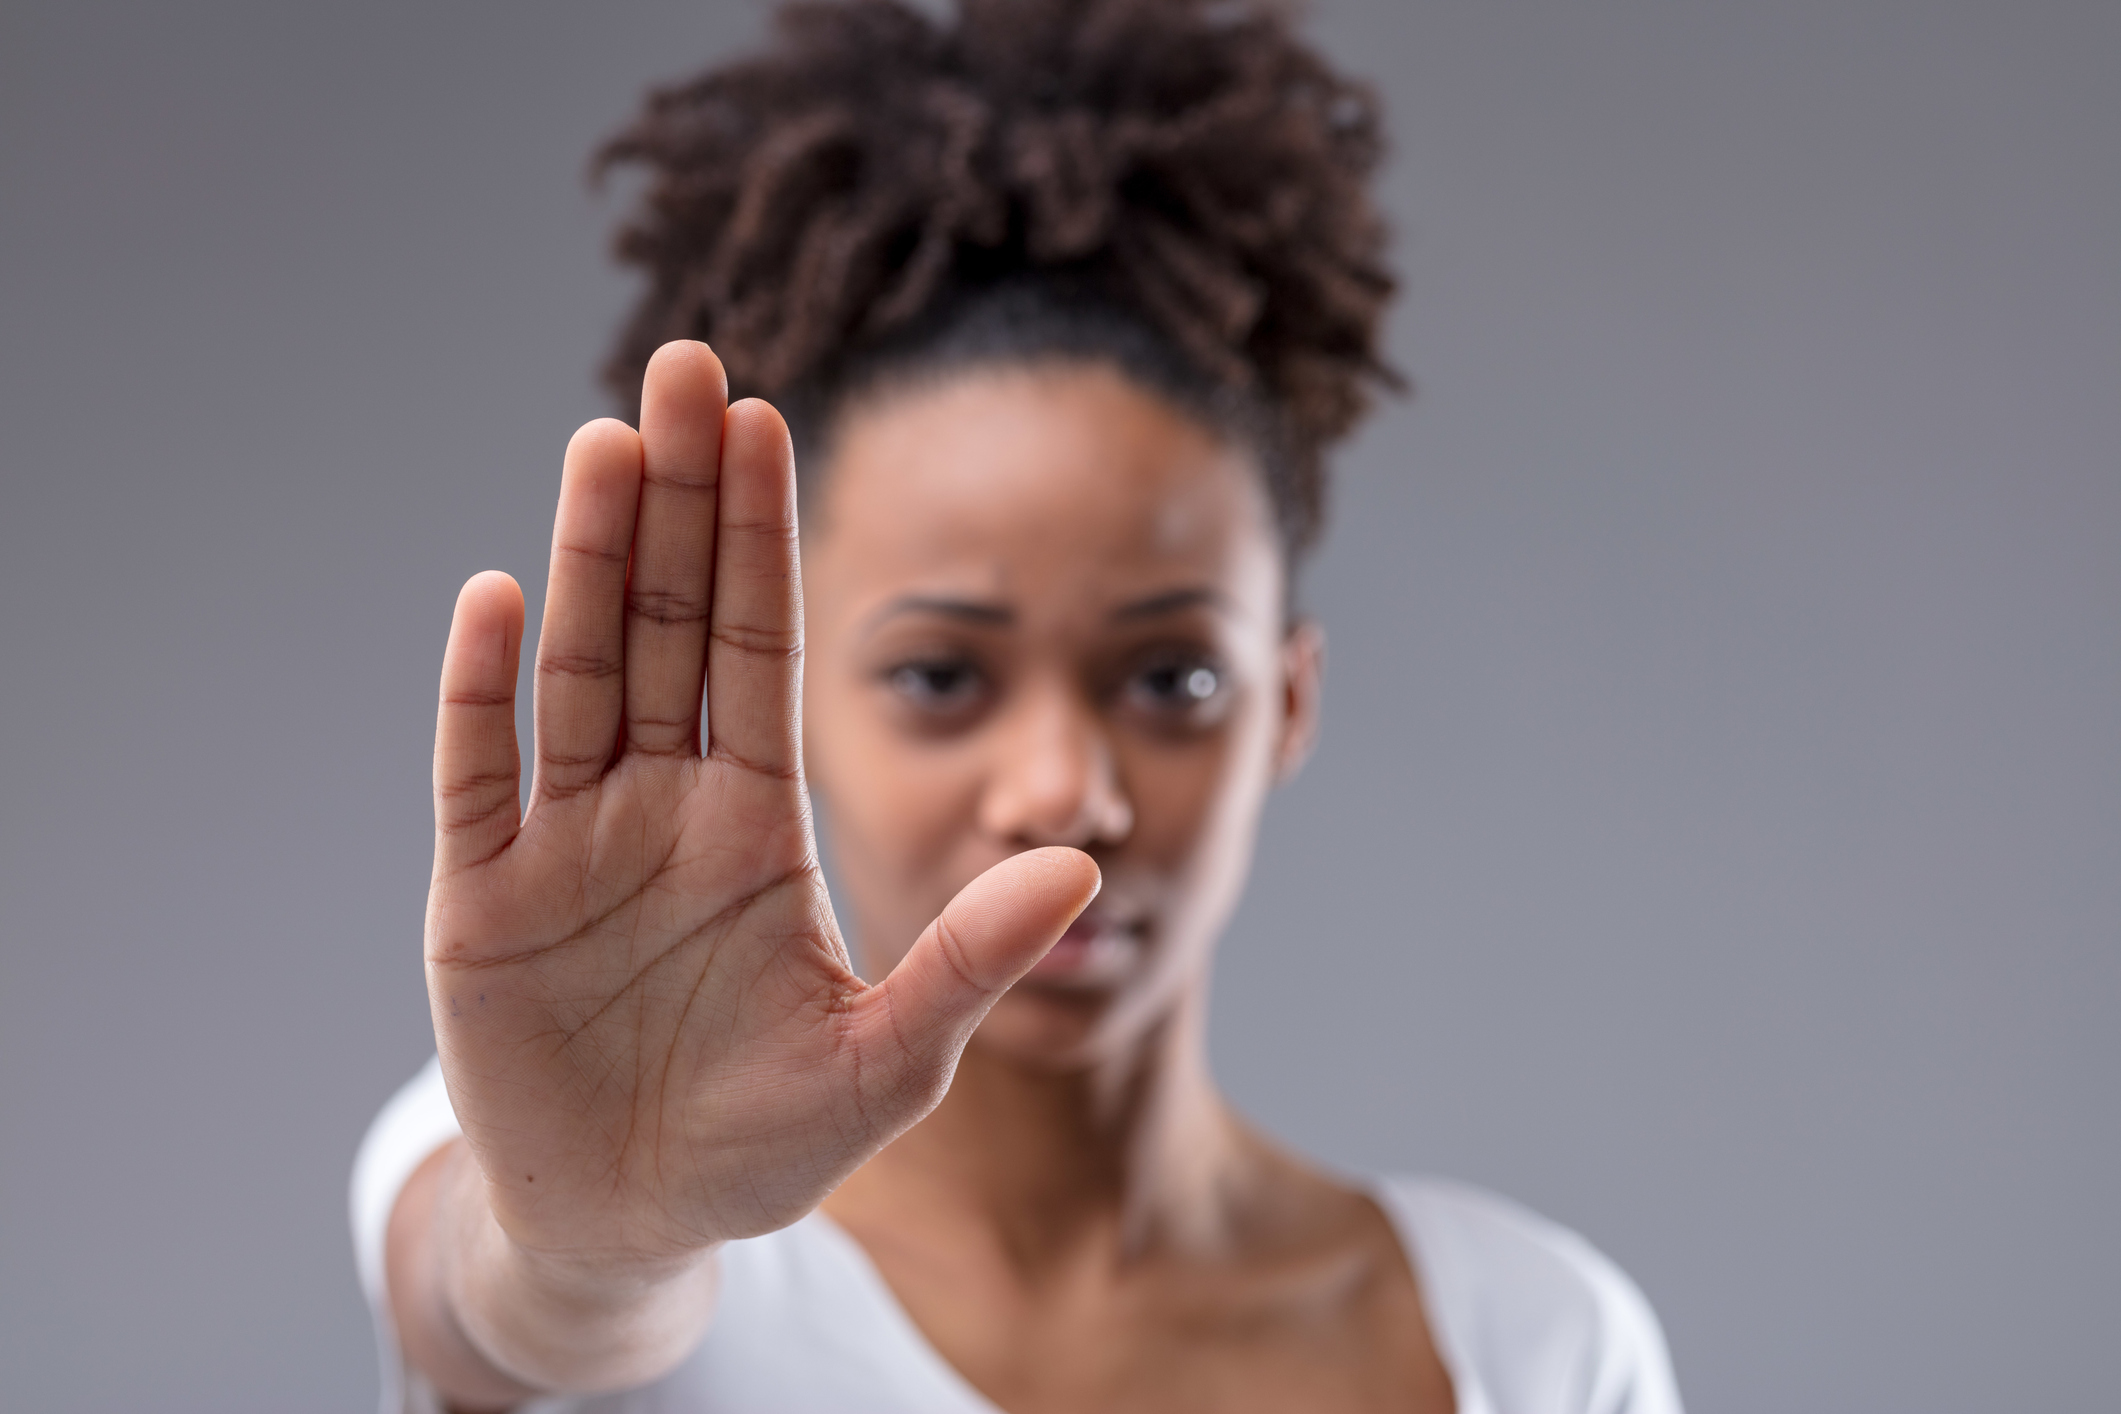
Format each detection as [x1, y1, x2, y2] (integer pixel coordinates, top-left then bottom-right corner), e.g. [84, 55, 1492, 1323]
[599, 0, 1403, 551]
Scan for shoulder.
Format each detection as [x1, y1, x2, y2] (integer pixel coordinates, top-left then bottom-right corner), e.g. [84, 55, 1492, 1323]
[1376, 1177, 1683, 1414]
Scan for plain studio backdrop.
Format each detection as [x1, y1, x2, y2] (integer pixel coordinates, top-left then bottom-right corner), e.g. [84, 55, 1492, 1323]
[2, 1, 2115, 1409]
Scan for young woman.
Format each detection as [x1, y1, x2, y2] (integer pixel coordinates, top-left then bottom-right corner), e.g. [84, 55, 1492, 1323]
[353, 2, 1682, 1410]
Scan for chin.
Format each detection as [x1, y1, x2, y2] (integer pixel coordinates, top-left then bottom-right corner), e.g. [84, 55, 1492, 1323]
[966, 984, 1131, 1071]
[970, 973, 1192, 1073]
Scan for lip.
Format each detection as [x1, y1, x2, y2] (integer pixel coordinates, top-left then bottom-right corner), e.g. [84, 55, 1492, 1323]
[1024, 908, 1143, 987]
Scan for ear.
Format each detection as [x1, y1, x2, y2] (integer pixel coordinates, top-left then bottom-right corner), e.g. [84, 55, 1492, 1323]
[1272, 618, 1325, 783]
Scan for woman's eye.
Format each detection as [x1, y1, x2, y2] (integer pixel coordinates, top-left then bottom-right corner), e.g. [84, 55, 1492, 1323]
[1129, 658, 1225, 714]
[888, 661, 982, 708]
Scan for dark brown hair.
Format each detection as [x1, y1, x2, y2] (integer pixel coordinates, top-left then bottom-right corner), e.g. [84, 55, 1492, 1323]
[596, 0, 1400, 559]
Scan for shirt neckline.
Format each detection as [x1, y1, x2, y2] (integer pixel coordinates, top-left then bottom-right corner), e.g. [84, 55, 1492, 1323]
[800, 1175, 1474, 1414]
[801, 1208, 1010, 1413]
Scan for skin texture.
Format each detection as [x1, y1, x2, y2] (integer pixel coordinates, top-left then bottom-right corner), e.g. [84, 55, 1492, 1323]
[391, 347, 1452, 1412]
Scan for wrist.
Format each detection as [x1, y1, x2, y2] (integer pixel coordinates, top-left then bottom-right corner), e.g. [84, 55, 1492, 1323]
[438, 1145, 722, 1395]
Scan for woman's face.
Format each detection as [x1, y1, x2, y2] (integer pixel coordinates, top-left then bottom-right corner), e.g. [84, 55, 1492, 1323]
[801, 362, 1321, 1068]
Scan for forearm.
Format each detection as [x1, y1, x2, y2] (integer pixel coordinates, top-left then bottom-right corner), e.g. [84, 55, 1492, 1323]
[387, 1140, 721, 1408]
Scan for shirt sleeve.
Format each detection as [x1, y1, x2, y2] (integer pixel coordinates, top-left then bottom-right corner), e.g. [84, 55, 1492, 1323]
[348, 1056, 465, 1414]
[1380, 1177, 1684, 1414]
[1557, 1223, 1682, 1414]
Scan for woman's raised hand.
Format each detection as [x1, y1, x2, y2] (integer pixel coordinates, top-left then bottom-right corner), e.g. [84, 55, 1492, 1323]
[425, 342, 1098, 1278]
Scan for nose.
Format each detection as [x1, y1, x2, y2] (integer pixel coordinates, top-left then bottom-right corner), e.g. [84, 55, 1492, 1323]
[977, 680, 1134, 850]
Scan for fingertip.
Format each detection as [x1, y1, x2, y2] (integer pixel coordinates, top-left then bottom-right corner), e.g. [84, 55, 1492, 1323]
[1024, 845, 1101, 907]
[719, 401, 799, 534]
[945, 847, 1100, 948]
[453, 570, 523, 634]
[641, 343, 731, 460]
[449, 572, 524, 674]
[646, 338, 730, 401]
[563, 417, 645, 474]
[458, 569, 523, 612]
[725, 397, 793, 452]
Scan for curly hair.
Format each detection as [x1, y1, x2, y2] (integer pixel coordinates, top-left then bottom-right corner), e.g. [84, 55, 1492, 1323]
[596, 0, 1400, 559]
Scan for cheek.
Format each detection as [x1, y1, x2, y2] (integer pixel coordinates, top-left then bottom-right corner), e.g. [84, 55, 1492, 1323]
[808, 687, 986, 925]
[1125, 688, 1282, 905]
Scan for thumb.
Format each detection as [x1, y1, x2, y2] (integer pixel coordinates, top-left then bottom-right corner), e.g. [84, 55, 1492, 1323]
[854, 846, 1100, 1100]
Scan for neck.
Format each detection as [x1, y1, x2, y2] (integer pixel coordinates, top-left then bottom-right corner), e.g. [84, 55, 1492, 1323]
[840, 983, 1258, 1270]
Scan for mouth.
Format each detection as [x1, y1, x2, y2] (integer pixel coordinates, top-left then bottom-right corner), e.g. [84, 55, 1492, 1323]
[1024, 907, 1144, 988]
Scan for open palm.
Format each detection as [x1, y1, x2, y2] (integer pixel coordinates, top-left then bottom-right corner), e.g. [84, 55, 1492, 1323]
[424, 341, 1096, 1270]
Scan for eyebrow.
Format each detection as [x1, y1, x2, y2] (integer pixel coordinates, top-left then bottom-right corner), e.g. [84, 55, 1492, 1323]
[865, 584, 1231, 635]
[863, 596, 1015, 634]
[1107, 586, 1229, 623]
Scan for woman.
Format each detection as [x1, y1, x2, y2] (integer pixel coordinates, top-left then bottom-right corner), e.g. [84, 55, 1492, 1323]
[354, 2, 1682, 1410]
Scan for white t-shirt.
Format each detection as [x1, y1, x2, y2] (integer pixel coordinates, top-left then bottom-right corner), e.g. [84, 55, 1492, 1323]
[353, 1059, 1682, 1414]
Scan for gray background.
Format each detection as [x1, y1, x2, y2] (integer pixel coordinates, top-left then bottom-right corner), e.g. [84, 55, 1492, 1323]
[2, 1, 2115, 1410]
